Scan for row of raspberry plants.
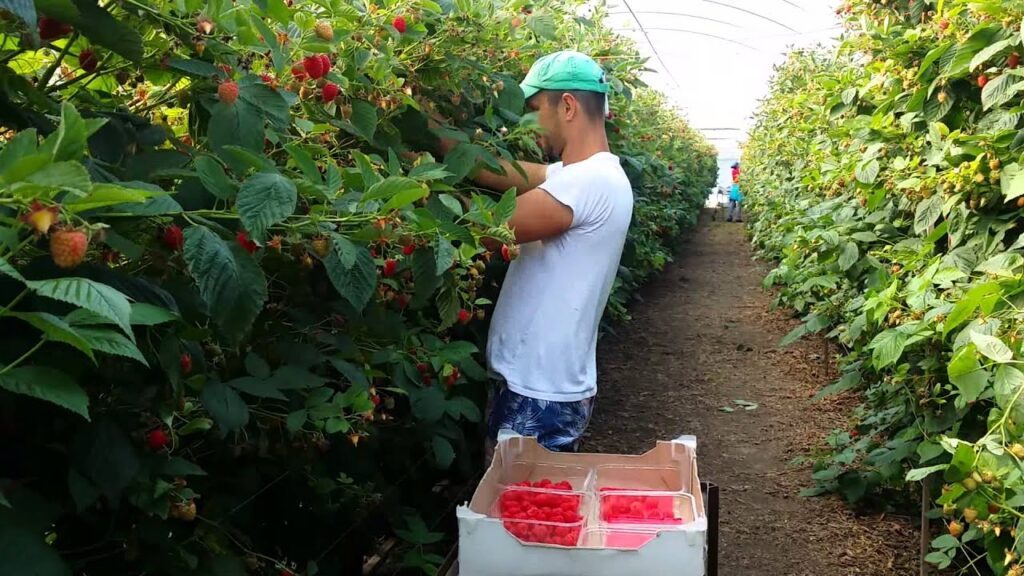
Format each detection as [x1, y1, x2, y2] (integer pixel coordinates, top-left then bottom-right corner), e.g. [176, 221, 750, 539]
[743, 0, 1024, 573]
[0, 0, 716, 574]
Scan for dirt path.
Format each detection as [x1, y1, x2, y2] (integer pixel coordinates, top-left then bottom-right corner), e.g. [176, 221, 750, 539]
[585, 214, 920, 575]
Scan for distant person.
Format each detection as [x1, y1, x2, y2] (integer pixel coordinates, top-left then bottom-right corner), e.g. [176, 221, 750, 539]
[727, 181, 743, 222]
[727, 163, 743, 222]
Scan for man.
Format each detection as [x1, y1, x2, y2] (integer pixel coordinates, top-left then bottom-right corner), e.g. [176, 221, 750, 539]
[437, 51, 634, 457]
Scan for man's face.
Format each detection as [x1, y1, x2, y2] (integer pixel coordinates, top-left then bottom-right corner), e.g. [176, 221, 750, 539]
[527, 93, 565, 161]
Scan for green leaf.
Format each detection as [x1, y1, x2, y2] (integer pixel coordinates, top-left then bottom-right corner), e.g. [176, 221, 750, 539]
[1001, 163, 1024, 202]
[328, 358, 369, 389]
[349, 99, 378, 142]
[970, 332, 1013, 363]
[236, 172, 297, 240]
[0, 256, 25, 283]
[431, 435, 455, 468]
[23, 161, 90, 190]
[168, 57, 219, 77]
[446, 396, 481, 422]
[994, 365, 1024, 414]
[443, 143, 482, 182]
[434, 236, 456, 275]
[855, 159, 879, 184]
[970, 38, 1014, 71]
[48, 102, 88, 162]
[944, 442, 975, 482]
[200, 380, 250, 433]
[981, 73, 1024, 110]
[159, 457, 206, 477]
[9, 312, 94, 361]
[815, 370, 862, 400]
[74, 327, 148, 365]
[944, 282, 1001, 336]
[323, 235, 376, 311]
[129, 303, 178, 325]
[435, 283, 460, 330]
[362, 176, 421, 203]
[195, 156, 237, 200]
[382, 186, 428, 212]
[410, 387, 446, 422]
[244, 352, 271, 379]
[868, 330, 907, 369]
[906, 464, 946, 482]
[227, 377, 286, 400]
[65, 184, 157, 213]
[0, 366, 89, 419]
[28, 277, 132, 336]
[209, 102, 265, 157]
[975, 252, 1024, 277]
[914, 193, 943, 234]
[0, 524, 71, 576]
[286, 409, 307, 432]
[494, 188, 516, 224]
[183, 226, 268, 345]
[838, 242, 859, 271]
[68, 0, 143, 62]
[284, 143, 321, 183]
[948, 344, 989, 403]
[496, 78, 525, 115]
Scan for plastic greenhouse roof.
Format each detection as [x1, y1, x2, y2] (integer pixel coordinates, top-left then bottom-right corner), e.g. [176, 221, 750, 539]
[598, 0, 842, 171]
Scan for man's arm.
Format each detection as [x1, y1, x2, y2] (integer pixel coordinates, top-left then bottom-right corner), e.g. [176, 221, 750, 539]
[432, 132, 548, 194]
[505, 187, 573, 244]
[472, 158, 549, 195]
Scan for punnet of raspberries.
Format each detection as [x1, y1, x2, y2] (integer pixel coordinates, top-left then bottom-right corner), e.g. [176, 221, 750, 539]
[497, 480, 582, 546]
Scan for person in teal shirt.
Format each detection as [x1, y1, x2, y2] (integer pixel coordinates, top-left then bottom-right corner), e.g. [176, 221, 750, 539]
[727, 182, 743, 222]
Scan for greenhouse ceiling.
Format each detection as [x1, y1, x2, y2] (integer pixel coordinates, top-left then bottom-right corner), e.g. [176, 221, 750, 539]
[604, 0, 843, 161]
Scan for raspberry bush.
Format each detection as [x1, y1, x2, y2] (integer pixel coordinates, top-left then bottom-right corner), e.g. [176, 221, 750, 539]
[743, 0, 1024, 572]
[0, 0, 715, 574]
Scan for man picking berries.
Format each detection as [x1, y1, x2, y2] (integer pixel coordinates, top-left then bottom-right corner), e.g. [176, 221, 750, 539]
[437, 51, 634, 460]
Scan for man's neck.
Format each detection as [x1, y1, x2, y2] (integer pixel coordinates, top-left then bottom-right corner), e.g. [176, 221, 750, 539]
[559, 127, 610, 166]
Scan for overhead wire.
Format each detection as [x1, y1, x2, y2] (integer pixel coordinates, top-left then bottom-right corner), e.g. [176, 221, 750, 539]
[620, 0, 682, 89]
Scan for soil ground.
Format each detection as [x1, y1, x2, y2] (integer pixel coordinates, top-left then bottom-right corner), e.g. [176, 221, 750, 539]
[585, 213, 922, 576]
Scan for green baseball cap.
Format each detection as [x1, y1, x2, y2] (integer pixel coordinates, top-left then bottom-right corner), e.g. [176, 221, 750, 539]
[519, 51, 610, 101]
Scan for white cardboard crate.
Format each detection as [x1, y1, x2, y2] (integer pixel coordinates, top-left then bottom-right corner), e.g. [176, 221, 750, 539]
[455, 434, 707, 576]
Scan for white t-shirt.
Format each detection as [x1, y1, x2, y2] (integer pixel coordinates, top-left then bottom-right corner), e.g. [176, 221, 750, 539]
[486, 151, 634, 402]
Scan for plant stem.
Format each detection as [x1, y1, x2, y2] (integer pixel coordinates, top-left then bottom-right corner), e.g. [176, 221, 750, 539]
[0, 339, 45, 375]
[0, 288, 30, 317]
[38, 33, 79, 90]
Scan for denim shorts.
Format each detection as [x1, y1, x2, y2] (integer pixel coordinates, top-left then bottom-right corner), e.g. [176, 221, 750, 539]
[485, 377, 596, 453]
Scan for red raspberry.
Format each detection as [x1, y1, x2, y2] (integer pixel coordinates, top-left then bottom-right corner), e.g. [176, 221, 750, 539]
[260, 73, 273, 83]
[218, 81, 239, 104]
[291, 64, 308, 80]
[162, 224, 184, 251]
[180, 353, 193, 375]
[392, 16, 407, 33]
[382, 259, 398, 277]
[319, 53, 332, 72]
[236, 231, 258, 254]
[78, 48, 99, 73]
[50, 228, 89, 268]
[38, 17, 73, 41]
[402, 244, 415, 256]
[1009, 53, 1021, 69]
[321, 82, 339, 102]
[302, 55, 326, 79]
[978, 74, 989, 88]
[147, 428, 170, 451]
[457, 309, 472, 325]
